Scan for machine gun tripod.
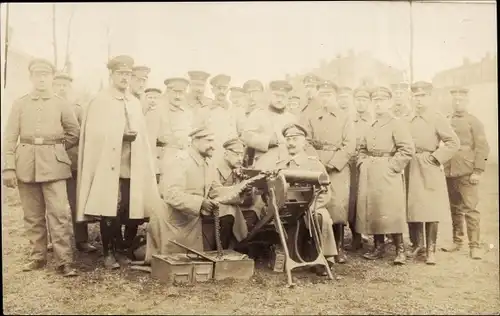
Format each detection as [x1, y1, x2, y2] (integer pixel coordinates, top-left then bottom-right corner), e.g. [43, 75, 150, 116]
[238, 168, 334, 287]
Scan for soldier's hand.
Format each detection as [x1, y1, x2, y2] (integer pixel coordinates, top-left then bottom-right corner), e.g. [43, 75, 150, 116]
[469, 172, 482, 185]
[201, 199, 219, 213]
[2, 170, 17, 188]
[425, 153, 440, 166]
[123, 131, 138, 142]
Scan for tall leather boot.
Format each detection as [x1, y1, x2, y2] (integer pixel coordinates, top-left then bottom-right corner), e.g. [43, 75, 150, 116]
[407, 222, 425, 258]
[100, 219, 120, 270]
[345, 222, 362, 251]
[219, 215, 235, 250]
[363, 234, 385, 260]
[425, 222, 438, 265]
[392, 233, 406, 265]
[333, 224, 347, 264]
[124, 223, 139, 250]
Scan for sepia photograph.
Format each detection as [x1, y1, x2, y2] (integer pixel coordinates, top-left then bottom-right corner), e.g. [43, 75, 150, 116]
[1, 1, 498, 315]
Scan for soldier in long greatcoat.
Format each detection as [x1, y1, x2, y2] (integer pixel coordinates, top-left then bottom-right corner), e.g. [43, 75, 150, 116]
[406, 81, 459, 265]
[76, 55, 162, 269]
[356, 86, 415, 265]
[301, 80, 355, 264]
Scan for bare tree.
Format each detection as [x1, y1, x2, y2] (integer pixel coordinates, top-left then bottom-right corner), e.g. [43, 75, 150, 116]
[52, 3, 58, 69]
[62, 4, 76, 75]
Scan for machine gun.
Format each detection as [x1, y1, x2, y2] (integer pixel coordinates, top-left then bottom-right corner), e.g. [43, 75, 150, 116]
[237, 168, 334, 286]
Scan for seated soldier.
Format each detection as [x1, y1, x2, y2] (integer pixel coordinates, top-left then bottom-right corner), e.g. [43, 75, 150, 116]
[274, 123, 338, 276]
[211, 138, 266, 249]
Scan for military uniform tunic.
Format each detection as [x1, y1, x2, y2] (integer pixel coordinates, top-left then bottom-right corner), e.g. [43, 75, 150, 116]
[443, 111, 490, 248]
[161, 102, 195, 166]
[356, 113, 415, 235]
[406, 110, 459, 222]
[302, 107, 356, 224]
[2, 91, 79, 265]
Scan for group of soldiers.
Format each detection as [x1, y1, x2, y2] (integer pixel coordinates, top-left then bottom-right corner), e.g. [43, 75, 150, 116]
[2, 54, 490, 278]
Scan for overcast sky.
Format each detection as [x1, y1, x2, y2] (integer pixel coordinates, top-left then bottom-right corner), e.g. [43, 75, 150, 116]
[0, 1, 497, 91]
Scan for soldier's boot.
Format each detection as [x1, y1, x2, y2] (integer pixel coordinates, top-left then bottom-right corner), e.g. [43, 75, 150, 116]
[425, 222, 438, 265]
[333, 224, 347, 264]
[392, 233, 406, 265]
[123, 223, 139, 250]
[219, 215, 235, 250]
[100, 220, 120, 270]
[345, 222, 362, 251]
[470, 248, 482, 260]
[76, 242, 97, 253]
[407, 222, 425, 258]
[363, 234, 385, 260]
[22, 260, 47, 272]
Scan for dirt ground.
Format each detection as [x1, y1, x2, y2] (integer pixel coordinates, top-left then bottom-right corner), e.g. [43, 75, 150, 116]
[2, 165, 499, 315]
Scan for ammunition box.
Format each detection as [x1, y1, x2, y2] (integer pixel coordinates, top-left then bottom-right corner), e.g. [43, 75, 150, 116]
[151, 254, 213, 285]
[204, 250, 255, 281]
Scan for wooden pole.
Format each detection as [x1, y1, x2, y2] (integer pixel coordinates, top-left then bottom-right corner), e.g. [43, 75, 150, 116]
[3, 3, 10, 88]
[409, 1, 414, 85]
[52, 3, 58, 69]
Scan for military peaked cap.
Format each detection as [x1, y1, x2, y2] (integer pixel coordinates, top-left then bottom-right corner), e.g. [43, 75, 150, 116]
[188, 71, 210, 81]
[107, 55, 134, 71]
[210, 74, 231, 86]
[28, 58, 55, 73]
[243, 80, 264, 92]
[54, 72, 73, 82]
[269, 80, 292, 93]
[371, 86, 392, 99]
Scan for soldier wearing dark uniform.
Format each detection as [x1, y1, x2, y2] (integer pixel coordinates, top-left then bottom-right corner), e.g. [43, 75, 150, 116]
[53, 72, 97, 254]
[2, 58, 79, 276]
[442, 87, 490, 260]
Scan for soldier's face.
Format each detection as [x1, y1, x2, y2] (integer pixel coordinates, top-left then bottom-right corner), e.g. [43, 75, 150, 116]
[30, 70, 53, 91]
[145, 92, 160, 107]
[372, 97, 392, 115]
[130, 76, 147, 95]
[229, 92, 242, 107]
[270, 91, 287, 110]
[337, 94, 352, 110]
[224, 149, 244, 168]
[286, 135, 306, 156]
[169, 88, 187, 106]
[318, 89, 336, 108]
[190, 80, 206, 95]
[412, 92, 431, 110]
[393, 89, 409, 104]
[354, 96, 370, 113]
[212, 84, 229, 100]
[452, 95, 468, 113]
[249, 90, 264, 104]
[194, 137, 215, 158]
[111, 70, 132, 91]
[304, 84, 317, 100]
[53, 79, 71, 98]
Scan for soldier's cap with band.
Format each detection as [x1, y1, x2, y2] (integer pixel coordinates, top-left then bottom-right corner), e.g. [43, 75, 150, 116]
[229, 86, 246, 94]
[317, 80, 338, 92]
[353, 86, 371, 99]
[282, 123, 308, 138]
[189, 124, 215, 139]
[54, 71, 73, 82]
[449, 86, 469, 96]
[107, 55, 134, 72]
[303, 74, 320, 85]
[391, 82, 410, 92]
[188, 70, 210, 81]
[269, 80, 293, 93]
[132, 66, 151, 79]
[243, 80, 264, 92]
[210, 74, 231, 86]
[144, 87, 162, 94]
[337, 86, 353, 96]
[411, 81, 433, 96]
[223, 137, 245, 153]
[164, 77, 189, 89]
[371, 86, 392, 99]
[28, 58, 56, 73]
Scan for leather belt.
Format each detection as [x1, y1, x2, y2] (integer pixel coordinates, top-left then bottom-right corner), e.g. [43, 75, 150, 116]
[415, 148, 433, 154]
[367, 151, 395, 157]
[20, 137, 64, 145]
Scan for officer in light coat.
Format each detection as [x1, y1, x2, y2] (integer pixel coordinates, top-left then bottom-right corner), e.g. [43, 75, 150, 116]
[406, 81, 459, 265]
[301, 80, 356, 264]
[2, 58, 79, 276]
[356, 86, 415, 265]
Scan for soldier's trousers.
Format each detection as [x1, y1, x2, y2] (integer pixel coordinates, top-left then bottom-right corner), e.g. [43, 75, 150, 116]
[18, 180, 73, 266]
[67, 171, 90, 244]
[446, 175, 480, 248]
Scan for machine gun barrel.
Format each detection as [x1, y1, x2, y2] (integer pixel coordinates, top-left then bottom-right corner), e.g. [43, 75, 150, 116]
[279, 169, 330, 186]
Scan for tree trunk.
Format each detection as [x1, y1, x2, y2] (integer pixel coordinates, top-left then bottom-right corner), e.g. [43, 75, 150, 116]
[52, 3, 58, 69]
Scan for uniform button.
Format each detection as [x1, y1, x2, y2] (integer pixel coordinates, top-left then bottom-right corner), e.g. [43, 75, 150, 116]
[112, 148, 116, 151]
[111, 167, 115, 171]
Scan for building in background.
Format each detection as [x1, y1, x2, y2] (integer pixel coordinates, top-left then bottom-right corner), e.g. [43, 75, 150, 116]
[432, 53, 498, 163]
